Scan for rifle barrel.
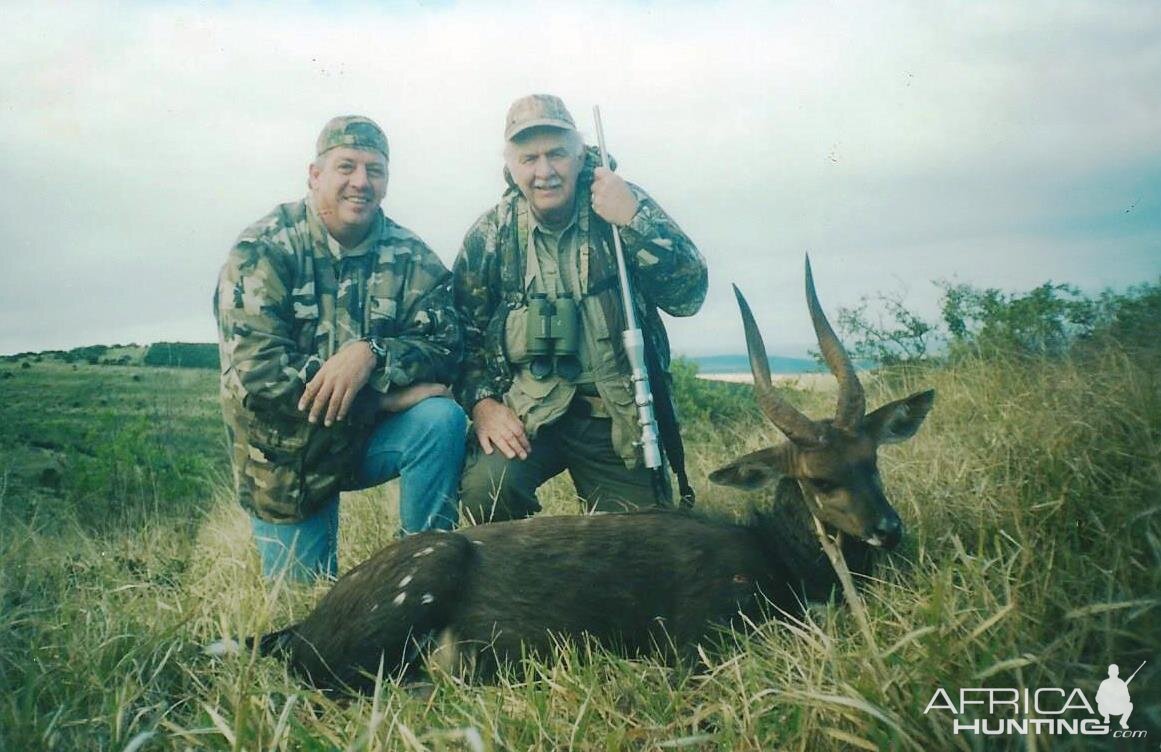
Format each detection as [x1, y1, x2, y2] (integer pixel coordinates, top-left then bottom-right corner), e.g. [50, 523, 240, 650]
[592, 107, 640, 332]
[592, 105, 662, 471]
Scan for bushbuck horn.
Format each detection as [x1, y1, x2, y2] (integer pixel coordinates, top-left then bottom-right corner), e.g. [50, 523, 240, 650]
[207, 261, 935, 694]
[732, 284, 823, 446]
[805, 255, 865, 430]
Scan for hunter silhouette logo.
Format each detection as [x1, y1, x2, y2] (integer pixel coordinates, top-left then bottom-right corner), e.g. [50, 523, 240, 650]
[1096, 661, 1143, 730]
[924, 660, 1149, 738]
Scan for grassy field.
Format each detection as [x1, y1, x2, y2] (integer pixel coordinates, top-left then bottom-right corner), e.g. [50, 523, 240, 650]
[1, 343, 1158, 750]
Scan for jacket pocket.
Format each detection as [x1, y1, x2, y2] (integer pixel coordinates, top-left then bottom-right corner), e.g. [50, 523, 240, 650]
[503, 306, 531, 365]
[291, 299, 320, 354]
[367, 298, 398, 337]
[241, 419, 310, 521]
[599, 381, 640, 465]
[583, 296, 611, 342]
[504, 373, 564, 425]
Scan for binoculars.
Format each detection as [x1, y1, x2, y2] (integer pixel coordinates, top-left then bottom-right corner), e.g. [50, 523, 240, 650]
[525, 293, 581, 380]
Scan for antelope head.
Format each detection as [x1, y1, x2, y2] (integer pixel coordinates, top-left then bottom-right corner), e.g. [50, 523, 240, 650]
[710, 257, 934, 549]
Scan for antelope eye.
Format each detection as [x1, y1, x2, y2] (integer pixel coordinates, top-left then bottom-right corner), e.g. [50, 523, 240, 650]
[810, 478, 838, 493]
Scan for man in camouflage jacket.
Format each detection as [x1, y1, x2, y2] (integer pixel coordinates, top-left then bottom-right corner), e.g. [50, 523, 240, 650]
[454, 95, 707, 521]
[215, 116, 466, 582]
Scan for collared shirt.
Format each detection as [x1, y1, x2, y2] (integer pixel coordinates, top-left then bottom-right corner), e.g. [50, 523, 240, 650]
[303, 200, 385, 359]
[524, 209, 622, 386]
[307, 196, 382, 261]
[526, 210, 581, 299]
[507, 208, 627, 433]
[325, 216, 381, 260]
[525, 209, 594, 383]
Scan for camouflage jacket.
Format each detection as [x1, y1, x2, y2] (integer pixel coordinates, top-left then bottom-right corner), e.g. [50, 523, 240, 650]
[453, 148, 706, 438]
[215, 198, 461, 523]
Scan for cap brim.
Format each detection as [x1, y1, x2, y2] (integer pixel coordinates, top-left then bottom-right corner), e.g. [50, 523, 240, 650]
[317, 144, 389, 158]
[505, 118, 576, 141]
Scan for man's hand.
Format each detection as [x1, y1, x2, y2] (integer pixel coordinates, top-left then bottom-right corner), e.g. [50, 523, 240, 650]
[380, 382, 452, 413]
[298, 340, 376, 426]
[590, 166, 639, 226]
[471, 397, 531, 460]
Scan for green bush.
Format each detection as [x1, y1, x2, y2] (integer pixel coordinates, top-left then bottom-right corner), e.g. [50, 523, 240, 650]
[940, 281, 1097, 358]
[670, 357, 761, 427]
[837, 278, 1160, 367]
[63, 345, 109, 364]
[143, 341, 220, 369]
[836, 287, 939, 365]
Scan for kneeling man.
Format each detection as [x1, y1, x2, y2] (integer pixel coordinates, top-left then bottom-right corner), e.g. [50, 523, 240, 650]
[454, 95, 707, 522]
[215, 116, 465, 582]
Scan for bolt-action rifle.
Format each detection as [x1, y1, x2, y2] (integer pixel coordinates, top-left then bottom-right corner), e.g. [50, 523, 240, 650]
[593, 106, 696, 508]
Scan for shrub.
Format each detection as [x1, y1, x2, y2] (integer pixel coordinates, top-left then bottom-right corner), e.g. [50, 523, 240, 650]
[836, 287, 940, 365]
[143, 342, 220, 369]
[836, 278, 1160, 367]
[940, 281, 1097, 359]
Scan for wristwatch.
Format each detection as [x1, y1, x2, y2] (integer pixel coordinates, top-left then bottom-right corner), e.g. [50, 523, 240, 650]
[363, 336, 388, 367]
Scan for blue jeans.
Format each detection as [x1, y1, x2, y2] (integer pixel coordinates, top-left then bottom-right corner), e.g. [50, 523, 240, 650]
[249, 396, 466, 583]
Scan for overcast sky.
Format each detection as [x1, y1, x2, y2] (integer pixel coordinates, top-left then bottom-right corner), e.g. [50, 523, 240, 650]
[1, 1, 1158, 357]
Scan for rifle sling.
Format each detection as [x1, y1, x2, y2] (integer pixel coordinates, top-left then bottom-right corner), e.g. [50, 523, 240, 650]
[642, 327, 696, 508]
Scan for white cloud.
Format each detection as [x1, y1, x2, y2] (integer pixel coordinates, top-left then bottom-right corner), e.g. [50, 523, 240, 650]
[0, 0, 1158, 355]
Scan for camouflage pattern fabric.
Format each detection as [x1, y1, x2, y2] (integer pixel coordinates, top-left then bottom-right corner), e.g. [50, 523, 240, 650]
[453, 147, 707, 465]
[215, 198, 461, 523]
[315, 115, 389, 159]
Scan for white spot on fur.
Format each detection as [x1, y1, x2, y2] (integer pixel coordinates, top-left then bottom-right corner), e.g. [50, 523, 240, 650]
[203, 639, 241, 658]
[394, 591, 407, 606]
[421, 593, 434, 605]
[413, 546, 435, 558]
[472, 540, 484, 546]
[371, 603, 379, 612]
[399, 575, 413, 588]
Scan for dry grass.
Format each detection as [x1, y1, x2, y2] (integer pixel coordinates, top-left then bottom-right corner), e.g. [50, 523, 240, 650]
[1, 344, 1158, 750]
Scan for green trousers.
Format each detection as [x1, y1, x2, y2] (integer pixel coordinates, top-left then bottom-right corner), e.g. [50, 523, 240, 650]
[459, 410, 671, 524]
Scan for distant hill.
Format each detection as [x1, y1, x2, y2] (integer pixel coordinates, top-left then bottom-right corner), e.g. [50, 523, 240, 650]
[689, 354, 824, 375]
[0, 344, 146, 366]
[1, 342, 219, 370]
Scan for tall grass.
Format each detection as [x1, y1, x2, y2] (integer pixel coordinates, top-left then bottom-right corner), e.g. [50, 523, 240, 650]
[1, 342, 1157, 750]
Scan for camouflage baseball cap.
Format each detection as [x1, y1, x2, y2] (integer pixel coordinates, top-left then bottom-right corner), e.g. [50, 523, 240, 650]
[315, 116, 389, 159]
[504, 94, 576, 141]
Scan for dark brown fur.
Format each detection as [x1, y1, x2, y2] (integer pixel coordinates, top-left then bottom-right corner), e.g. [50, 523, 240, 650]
[264, 481, 870, 693]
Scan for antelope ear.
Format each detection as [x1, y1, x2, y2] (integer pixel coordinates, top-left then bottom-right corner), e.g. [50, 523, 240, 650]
[862, 389, 935, 444]
[709, 446, 792, 490]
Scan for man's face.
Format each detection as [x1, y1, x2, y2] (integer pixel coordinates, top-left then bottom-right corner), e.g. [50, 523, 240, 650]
[505, 129, 583, 226]
[308, 147, 388, 245]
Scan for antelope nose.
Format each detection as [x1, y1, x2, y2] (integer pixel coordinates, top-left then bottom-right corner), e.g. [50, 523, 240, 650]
[874, 515, 903, 550]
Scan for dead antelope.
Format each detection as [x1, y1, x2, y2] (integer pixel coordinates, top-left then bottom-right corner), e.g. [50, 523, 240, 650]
[214, 257, 934, 693]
